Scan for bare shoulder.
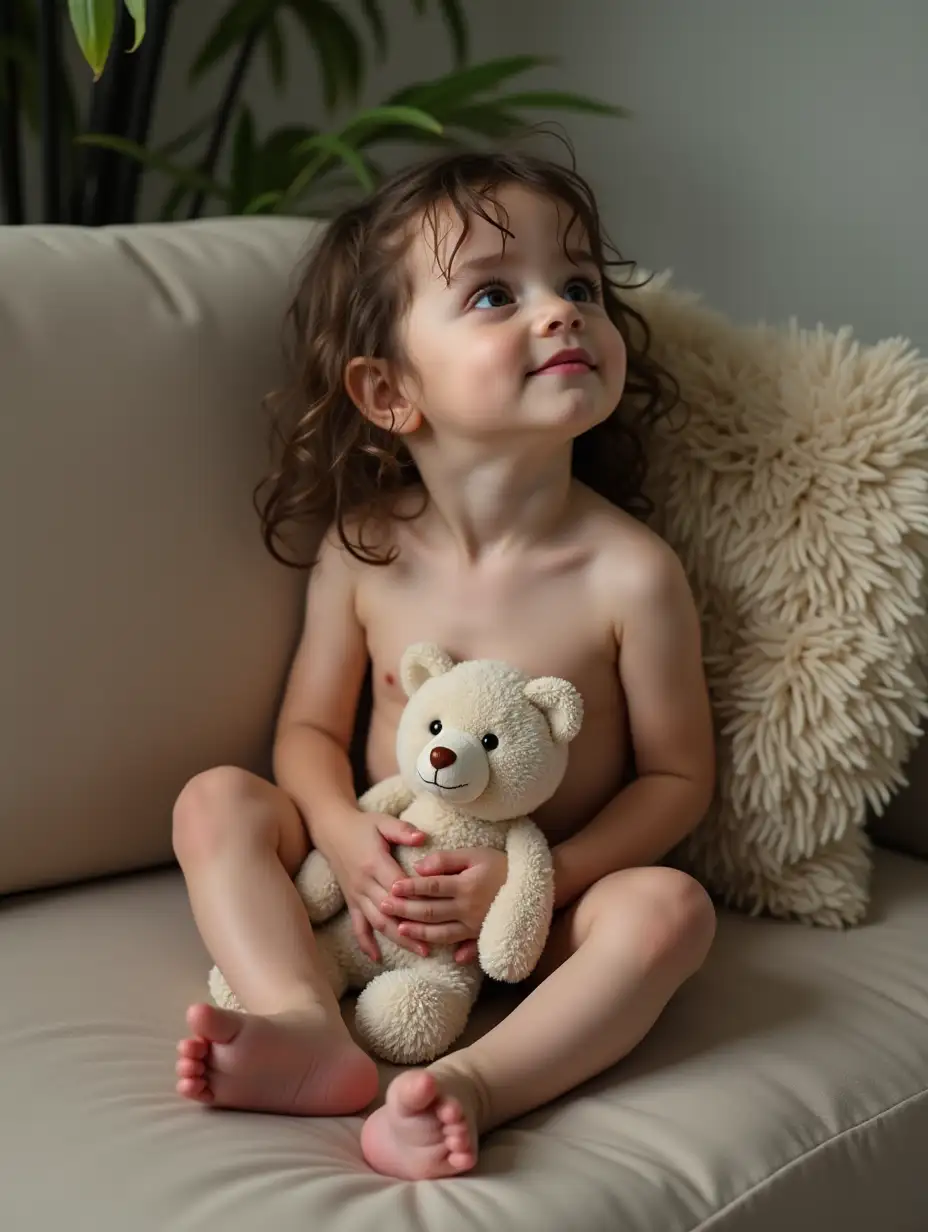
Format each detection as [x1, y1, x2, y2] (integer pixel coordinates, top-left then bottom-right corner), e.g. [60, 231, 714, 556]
[574, 485, 690, 614]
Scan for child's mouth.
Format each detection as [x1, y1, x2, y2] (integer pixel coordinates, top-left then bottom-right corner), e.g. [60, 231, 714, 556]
[530, 348, 596, 376]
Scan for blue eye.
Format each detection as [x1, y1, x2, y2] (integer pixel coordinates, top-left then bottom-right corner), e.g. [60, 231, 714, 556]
[564, 278, 597, 303]
[473, 285, 513, 310]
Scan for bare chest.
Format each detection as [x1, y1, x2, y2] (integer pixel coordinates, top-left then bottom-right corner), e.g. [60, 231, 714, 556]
[358, 561, 629, 835]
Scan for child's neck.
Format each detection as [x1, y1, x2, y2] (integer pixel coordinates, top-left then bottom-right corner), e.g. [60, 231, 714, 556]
[409, 436, 574, 564]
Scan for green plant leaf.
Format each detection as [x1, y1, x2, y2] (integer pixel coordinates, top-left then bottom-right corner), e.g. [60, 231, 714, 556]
[340, 104, 443, 142]
[391, 55, 551, 114]
[123, 0, 146, 53]
[496, 91, 629, 118]
[76, 133, 232, 202]
[442, 104, 525, 140]
[287, 0, 364, 110]
[255, 123, 317, 188]
[242, 190, 283, 214]
[295, 132, 374, 189]
[190, 0, 279, 81]
[359, 0, 387, 59]
[68, 0, 116, 79]
[436, 0, 467, 66]
[156, 114, 215, 157]
[158, 182, 189, 222]
[263, 14, 287, 91]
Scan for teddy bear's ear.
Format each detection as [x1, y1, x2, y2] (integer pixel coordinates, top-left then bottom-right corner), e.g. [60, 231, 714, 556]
[400, 643, 456, 697]
[524, 676, 584, 744]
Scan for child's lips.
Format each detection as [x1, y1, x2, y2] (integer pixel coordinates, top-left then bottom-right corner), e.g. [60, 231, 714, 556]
[537, 361, 594, 375]
[529, 348, 596, 376]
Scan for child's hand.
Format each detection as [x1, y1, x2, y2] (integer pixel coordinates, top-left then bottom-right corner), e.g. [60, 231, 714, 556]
[321, 810, 430, 963]
[381, 848, 509, 964]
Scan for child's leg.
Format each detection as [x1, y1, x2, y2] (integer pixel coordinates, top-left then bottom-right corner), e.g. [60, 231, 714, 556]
[172, 766, 378, 1115]
[362, 867, 716, 1179]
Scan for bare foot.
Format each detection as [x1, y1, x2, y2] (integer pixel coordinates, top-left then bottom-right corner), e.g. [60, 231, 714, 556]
[361, 1070, 478, 1179]
[175, 1003, 378, 1116]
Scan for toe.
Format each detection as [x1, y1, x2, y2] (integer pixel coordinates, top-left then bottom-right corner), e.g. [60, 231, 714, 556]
[446, 1130, 470, 1154]
[177, 1077, 213, 1104]
[437, 1097, 464, 1126]
[176, 1038, 208, 1060]
[387, 1070, 437, 1117]
[176, 1058, 205, 1079]
[447, 1150, 475, 1173]
[186, 1002, 242, 1046]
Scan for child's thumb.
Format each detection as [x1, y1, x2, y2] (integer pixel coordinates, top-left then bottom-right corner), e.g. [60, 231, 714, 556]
[376, 817, 426, 846]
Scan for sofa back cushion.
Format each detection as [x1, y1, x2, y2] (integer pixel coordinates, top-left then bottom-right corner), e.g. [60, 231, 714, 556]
[1, 218, 313, 895]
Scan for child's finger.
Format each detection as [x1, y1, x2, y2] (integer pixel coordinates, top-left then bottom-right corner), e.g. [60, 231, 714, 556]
[377, 817, 427, 846]
[391, 875, 457, 899]
[381, 896, 458, 923]
[454, 940, 479, 965]
[397, 920, 470, 945]
[414, 850, 473, 876]
[350, 906, 380, 963]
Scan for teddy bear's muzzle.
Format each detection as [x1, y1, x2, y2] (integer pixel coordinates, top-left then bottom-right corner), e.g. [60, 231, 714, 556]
[415, 728, 491, 803]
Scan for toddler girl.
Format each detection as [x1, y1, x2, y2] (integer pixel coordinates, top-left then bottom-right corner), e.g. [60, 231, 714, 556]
[172, 149, 717, 1180]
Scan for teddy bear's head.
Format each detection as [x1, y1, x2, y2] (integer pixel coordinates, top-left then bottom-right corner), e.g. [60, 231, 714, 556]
[395, 644, 584, 823]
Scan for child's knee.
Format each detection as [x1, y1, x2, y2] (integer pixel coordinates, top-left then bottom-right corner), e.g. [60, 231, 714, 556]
[172, 766, 269, 865]
[587, 868, 716, 971]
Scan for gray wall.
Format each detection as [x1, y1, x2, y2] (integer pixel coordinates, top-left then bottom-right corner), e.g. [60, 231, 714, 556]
[488, 0, 928, 346]
[94, 2, 928, 346]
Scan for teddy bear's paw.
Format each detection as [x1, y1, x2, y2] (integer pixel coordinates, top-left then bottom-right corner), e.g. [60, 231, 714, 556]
[295, 851, 344, 923]
[207, 965, 243, 1012]
[355, 965, 480, 1066]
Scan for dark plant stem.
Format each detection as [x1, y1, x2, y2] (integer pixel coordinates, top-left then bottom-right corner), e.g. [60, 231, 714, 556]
[85, 6, 137, 225]
[116, 0, 176, 222]
[187, 25, 261, 220]
[39, 0, 62, 222]
[0, 0, 25, 223]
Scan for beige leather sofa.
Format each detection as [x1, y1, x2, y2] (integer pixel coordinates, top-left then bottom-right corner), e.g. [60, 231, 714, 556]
[2, 218, 927, 1232]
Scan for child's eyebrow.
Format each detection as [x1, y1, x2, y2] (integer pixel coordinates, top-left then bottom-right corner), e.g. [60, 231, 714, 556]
[447, 246, 598, 282]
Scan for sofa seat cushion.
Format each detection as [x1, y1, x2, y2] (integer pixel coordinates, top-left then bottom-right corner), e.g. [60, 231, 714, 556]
[1, 852, 927, 1232]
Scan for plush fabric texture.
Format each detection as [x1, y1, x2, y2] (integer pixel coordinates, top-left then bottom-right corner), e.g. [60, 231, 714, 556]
[632, 278, 928, 926]
[211, 644, 582, 1062]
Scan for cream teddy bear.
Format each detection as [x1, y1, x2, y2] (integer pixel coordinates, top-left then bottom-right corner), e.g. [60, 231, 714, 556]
[209, 643, 583, 1065]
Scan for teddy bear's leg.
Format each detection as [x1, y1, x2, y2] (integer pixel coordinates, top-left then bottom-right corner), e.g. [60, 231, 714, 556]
[354, 960, 482, 1065]
[295, 850, 345, 924]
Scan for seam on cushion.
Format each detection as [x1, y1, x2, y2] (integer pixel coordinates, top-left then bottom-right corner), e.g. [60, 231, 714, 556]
[690, 1085, 928, 1232]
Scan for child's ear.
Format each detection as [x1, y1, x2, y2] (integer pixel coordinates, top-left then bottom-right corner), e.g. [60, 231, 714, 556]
[344, 357, 422, 436]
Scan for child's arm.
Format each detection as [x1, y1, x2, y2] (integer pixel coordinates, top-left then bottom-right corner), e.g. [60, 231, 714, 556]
[552, 543, 715, 910]
[273, 531, 427, 958]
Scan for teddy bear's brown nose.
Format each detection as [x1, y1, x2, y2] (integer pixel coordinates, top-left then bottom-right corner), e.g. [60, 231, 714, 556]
[430, 746, 457, 770]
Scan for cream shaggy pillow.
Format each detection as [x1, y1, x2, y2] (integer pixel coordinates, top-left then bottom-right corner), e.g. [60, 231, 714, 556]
[630, 278, 928, 926]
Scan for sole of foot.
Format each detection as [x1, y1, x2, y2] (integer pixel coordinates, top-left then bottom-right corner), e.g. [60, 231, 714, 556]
[361, 1070, 477, 1179]
[175, 1002, 379, 1116]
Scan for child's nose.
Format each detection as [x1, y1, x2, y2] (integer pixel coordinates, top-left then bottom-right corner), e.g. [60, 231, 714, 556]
[430, 746, 457, 770]
[538, 297, 583, 335]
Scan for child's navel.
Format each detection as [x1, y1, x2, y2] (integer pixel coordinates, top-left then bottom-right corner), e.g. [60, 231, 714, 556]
[385, 672, 395, 686]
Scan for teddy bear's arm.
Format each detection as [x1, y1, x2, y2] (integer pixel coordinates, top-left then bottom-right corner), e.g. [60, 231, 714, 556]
[358, 775, 415, 818]
[478, 819, 554, 983]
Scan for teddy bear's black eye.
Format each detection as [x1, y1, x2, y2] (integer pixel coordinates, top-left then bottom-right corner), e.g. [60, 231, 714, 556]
[481, 733, 499, 751]
[429, 719, 442, 736]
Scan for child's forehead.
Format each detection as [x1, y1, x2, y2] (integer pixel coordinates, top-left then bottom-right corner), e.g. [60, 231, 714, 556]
[408, 185, 590, 282]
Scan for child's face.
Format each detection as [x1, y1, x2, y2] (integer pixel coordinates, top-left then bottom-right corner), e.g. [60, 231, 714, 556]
[397, 185, 627, 443]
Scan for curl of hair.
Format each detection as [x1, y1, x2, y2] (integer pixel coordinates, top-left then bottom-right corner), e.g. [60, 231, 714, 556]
[256, 145, 679, 568]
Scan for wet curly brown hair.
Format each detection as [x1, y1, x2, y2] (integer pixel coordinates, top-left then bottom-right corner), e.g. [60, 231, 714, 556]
[256, 147, 679, 567]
